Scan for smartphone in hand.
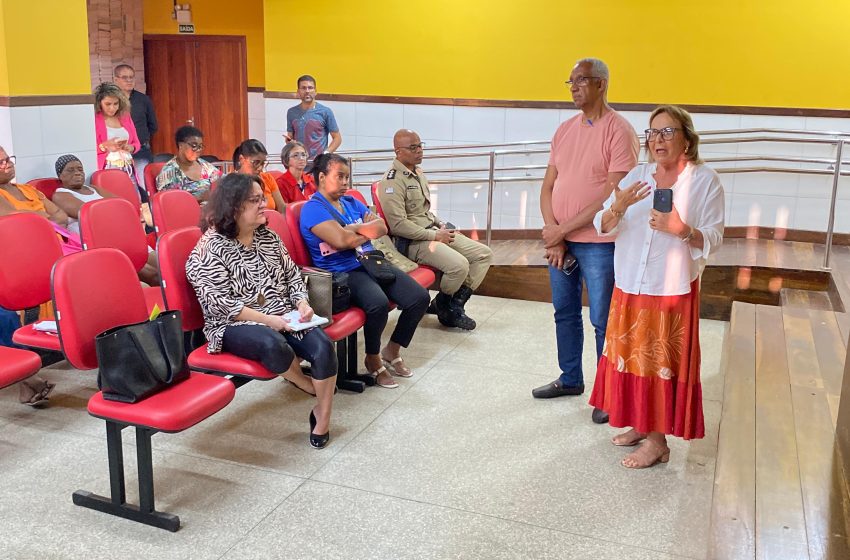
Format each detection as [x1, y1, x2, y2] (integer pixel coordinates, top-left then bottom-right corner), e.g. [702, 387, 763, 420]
[444, 221, 457, 230]
[653, 189, 673, 213]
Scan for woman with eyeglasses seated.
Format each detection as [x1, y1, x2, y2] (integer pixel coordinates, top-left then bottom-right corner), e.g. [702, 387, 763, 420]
[187, 173, 337, 449]
[0, 145, 64, 407]
[300, 153, 429, 389]
[156, 125, 221, 202]
[589, 105, 725, 469]
[233, 139, 286, 213]
[52, 154, 161, 286]
[276, 141, 316, 203]
[0, 146, 70, 230]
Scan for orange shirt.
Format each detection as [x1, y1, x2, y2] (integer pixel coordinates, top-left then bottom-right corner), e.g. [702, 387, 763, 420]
[259, 172, 281, 210]
[0, 183, 48, 213]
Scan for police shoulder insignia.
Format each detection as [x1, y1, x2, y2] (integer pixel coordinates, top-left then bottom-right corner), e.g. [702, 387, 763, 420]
[386, 169, 396, 179]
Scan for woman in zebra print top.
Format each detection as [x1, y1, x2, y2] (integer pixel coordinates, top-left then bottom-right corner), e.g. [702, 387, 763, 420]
[186, 173, 337, 449]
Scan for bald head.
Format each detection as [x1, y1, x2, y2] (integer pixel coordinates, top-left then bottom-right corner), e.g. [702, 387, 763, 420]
[393, 129, 419, 149]
[393, 129, 424, 169]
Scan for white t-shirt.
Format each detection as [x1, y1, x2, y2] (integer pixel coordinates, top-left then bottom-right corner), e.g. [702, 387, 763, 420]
[55, 186, 103, 204]
[592, 162, 725, 296]
[106, 125, 130, 142]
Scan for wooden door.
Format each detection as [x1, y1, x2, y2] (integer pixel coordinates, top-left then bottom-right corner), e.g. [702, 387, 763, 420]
[143, 35, 248, 161]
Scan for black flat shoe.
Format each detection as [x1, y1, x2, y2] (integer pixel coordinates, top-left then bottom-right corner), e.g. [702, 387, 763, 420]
[309, 410, 330, 449]
[591, 407, 609, 424]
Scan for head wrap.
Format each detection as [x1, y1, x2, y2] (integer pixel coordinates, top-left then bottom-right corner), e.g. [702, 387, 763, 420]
[55, 154, 81, 177]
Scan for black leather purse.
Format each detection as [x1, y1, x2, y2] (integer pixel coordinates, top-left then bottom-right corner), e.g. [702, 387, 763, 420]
[95, 310, 190, 403]
[331, 271, 351, 313]
[357, 250, 396, 286]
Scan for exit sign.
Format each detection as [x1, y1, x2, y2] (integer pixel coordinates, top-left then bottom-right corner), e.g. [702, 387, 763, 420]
[178, 24, 195, 34]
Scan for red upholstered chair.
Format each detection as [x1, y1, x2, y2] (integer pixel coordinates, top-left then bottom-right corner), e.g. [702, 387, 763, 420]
[264, 208, 288, 240]
[150, 189, 201, 237]
[157, 227, 278, 382]
[78, 198, 164, 313]
[143, 162, 166, 200]
[28, 178, 62, 201]
[346, 189, 436, 290]
[90, 169, 141, 207]
[362, 184, 437, 291]
[266, 169, 284, 183]
[0, 347, 41, 389]
[283, 202, 372, 392]
[0, 214, 64, 351]
[52, 248, 235, 532]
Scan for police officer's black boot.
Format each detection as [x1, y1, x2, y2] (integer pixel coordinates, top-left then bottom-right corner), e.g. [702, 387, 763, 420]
[448, 286, 476, 330]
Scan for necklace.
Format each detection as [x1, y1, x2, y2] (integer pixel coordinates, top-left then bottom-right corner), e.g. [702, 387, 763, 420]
[236, 239, 267, 307]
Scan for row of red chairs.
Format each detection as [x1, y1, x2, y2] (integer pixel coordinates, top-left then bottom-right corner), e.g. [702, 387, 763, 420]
[0, 180, 436, 531]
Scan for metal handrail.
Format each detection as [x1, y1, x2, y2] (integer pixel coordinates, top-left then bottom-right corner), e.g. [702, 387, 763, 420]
[341, 130, 848, 268]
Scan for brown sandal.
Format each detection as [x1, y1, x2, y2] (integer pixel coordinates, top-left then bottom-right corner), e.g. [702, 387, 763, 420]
[611, 429, 645, 447]
[621, 439, 670, 469]
[18, 376, 55, 407]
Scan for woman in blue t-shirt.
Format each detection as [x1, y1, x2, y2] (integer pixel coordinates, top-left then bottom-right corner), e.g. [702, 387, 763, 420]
[300, 154, 429, 389]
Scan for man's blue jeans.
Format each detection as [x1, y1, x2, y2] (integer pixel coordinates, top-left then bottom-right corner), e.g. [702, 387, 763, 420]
[548, 241, 615, 387]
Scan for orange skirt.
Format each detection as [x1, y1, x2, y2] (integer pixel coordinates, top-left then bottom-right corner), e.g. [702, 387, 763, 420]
[589, 279, 704, 440]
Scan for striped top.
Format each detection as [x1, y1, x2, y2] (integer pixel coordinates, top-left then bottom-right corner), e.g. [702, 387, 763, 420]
[186, 226, 309, 353]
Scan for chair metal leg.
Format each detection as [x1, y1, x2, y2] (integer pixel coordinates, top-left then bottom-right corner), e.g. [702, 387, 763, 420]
[334, 335, 369, 393]
[72, 421, 180, 532]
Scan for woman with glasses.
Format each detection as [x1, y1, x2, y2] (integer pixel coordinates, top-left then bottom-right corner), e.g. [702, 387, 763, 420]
[187, 173, 337, 448]
[94, 82, 141, 193]
[233, 139, 286, 213]
[155, 125, 221, 202]
[276, 141, 317, 203]
[589, 105, 725, 469]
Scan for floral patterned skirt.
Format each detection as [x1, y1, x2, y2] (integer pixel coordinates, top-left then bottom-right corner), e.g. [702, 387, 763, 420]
[589, 279, 704, 440]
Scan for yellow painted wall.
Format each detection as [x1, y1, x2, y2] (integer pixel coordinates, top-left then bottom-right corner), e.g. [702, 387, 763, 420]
[264, 0, 850, 110]
[143, 0, 265, 87]
[0, 0, 91, 96]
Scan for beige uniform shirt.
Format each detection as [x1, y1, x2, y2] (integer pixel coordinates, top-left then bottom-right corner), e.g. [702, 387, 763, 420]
[378, 158, 440, 241]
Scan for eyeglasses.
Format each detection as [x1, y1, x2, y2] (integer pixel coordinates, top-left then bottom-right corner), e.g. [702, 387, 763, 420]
[565, 76, 601, 87]
[246, 195, 266, 206]
[289, 152, 308, 160]
[401, 143, 425, 152]
[645, 127, 681, 141]
[182, 142, 205, 152]
[0, 155, 16, 168]
[247, 158, 267, 169]
[116, 75, 135, 81]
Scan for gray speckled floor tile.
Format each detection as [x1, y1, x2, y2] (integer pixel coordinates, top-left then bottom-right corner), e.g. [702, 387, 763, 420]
[312, 358, 721, 559]
[0, 422, 303, 560]
[150, 353, 444, 478]
[221, 481, 686, 560]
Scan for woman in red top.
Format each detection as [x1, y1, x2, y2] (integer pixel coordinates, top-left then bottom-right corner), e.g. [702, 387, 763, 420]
[233, 139, 286, 213]
[276, 141, 316, 203]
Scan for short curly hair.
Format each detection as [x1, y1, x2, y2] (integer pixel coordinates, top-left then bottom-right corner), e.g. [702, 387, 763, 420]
[94, 82, 131, 116]
[202, 173, 262, 238]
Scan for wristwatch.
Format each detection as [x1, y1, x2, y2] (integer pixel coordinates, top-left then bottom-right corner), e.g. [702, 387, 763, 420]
[681, 225, 694, 242]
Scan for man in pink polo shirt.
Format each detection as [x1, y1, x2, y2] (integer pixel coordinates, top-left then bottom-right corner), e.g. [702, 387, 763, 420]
[532, 58, 639, 425]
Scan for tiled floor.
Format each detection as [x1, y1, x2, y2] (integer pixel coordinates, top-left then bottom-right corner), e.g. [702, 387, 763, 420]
[0, 295, 727, 560]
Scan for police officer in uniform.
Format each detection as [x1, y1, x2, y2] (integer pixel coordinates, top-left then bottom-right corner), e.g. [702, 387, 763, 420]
[378, 129, 493, 330]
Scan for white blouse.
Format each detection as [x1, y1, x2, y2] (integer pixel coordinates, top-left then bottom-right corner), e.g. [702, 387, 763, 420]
[592, 162, 725, 296]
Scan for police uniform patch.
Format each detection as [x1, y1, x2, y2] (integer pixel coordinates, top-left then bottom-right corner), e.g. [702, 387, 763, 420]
[384, 186, 394, 194]
[386, 169, 396, 179]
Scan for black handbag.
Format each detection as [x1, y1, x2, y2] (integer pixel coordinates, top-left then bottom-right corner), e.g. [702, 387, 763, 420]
[95, 310, 190, 403]
[332, 271, 351, 313]
[357, 250, 396, 286]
